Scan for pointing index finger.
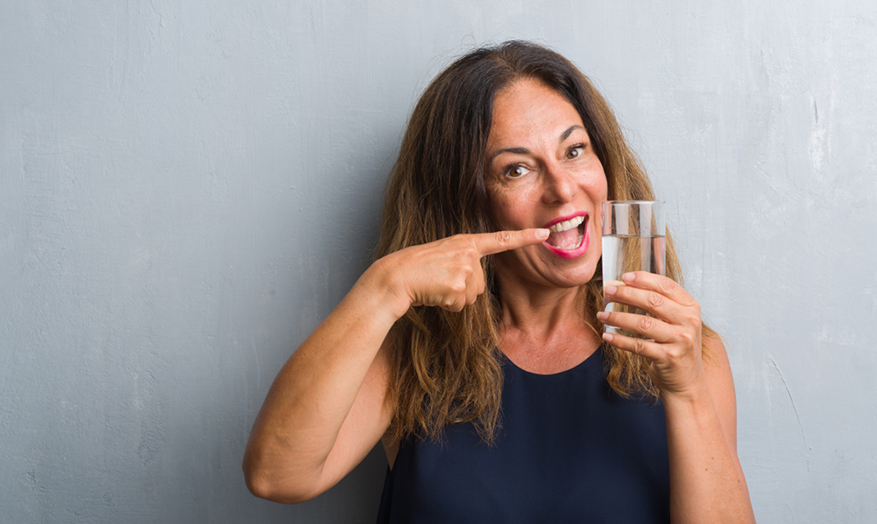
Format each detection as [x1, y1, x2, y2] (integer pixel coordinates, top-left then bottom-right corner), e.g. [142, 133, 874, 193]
[473, 228, 550, 257]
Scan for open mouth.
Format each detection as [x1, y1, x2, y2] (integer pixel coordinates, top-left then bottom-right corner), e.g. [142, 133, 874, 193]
[546, 215, 586, 250]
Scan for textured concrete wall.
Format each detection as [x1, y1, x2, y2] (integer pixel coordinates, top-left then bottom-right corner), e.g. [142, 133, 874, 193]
[2, 1, 875, 522]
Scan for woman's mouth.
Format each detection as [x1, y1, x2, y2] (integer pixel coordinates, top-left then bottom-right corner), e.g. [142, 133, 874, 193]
[546, 215, 585, 249]
[543, 214, 589, 259]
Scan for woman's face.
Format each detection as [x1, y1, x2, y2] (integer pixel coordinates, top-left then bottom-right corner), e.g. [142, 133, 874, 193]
[485, 78, 608, 290]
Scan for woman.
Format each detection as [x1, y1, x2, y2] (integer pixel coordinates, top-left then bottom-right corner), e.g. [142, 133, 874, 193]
[243, 41, 755, 523]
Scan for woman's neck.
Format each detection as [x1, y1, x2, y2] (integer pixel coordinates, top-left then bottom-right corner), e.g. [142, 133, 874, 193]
[495, 279, 602, 374]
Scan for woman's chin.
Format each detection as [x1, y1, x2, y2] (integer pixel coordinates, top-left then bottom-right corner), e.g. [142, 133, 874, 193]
[530, 257, 600, 290]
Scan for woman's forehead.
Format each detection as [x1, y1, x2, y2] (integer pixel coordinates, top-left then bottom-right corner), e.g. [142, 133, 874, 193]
[488, 79, 586, 146]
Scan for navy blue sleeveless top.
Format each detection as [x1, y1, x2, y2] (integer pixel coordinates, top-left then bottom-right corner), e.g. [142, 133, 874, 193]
[376, 348, 670, 523]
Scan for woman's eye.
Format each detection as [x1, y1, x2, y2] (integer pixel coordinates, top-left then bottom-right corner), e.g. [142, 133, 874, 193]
[506, 164, 531, 178]
[566, 144, 585, 159]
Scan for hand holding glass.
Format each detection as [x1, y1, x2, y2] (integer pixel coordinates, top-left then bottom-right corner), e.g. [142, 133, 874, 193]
[601, 201, 666, 338]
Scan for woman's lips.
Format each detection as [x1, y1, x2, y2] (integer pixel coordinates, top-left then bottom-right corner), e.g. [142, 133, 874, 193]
[542, 213, 589, 259]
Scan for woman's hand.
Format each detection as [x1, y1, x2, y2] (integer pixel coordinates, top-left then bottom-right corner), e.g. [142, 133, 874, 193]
[599, 271, 755, 523]
[242, 228, 549, 503]
[375, 229, 550, 317]
[597, 271, 705, 397]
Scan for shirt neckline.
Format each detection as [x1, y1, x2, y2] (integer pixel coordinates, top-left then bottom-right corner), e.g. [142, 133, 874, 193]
[501, 344, 604, 378]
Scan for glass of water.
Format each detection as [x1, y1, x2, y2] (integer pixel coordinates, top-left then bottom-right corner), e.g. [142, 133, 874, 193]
[601, 201, 666, 337]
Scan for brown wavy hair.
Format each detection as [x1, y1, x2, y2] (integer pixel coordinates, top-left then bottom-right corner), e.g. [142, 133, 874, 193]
[376, 41, 714, 443]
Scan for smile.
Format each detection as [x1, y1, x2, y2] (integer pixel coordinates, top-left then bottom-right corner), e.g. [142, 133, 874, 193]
[547, 215, 585, 246]
[543, 213, 589, 259]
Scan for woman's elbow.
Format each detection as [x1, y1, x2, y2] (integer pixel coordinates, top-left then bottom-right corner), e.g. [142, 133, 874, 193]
[242, 456, 320, 504]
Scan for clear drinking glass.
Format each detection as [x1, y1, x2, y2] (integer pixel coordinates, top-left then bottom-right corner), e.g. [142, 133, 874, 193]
[601, 200, 666, 337]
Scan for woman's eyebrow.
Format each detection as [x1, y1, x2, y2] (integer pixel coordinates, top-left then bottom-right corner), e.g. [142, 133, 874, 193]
[488, 147, 530, 163]
[560, 125, 585, 142]
[488, 125, 585, 163]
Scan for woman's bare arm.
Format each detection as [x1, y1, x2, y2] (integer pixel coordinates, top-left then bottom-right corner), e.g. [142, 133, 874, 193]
[662, 335, 755, 523]
[242, 261, 403, 503]
[599, 272, 755, 523]
[242, 229, 549, 503]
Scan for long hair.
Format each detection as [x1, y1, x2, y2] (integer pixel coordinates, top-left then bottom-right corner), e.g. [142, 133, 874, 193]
[376, 41, 714, 443]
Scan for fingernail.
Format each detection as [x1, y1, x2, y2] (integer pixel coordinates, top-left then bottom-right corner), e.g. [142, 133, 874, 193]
[622, 272, 635, 283]
[605, 285, 617, 295]
[536, 228, 550, 239]
[596, 311, 608, 321]
[602, 333, 614, 343]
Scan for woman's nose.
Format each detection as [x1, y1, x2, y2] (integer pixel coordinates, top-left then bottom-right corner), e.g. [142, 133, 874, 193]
[540, 162, 576, 204]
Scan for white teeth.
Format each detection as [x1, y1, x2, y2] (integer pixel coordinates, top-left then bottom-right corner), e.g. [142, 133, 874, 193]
[548, 215, 585, 233]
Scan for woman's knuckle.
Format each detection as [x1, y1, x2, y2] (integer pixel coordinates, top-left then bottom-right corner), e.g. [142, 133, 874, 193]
[679, 331, 694, 347]
[633, 338, 646, 354]
[637, 316, 653, 332]
[494, 231, 512, 246]
[659, 278, 675, 293]
[648, 292, 664, 308]
[684, 312, 700, 327]
[444, 295, 463, 310]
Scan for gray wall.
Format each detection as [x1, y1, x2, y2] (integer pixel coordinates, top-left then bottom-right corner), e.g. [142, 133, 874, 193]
[2, 1, 875, 522]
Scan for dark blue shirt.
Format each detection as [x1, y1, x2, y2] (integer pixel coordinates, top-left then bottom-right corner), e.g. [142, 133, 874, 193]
[377, 348, 670, 523]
